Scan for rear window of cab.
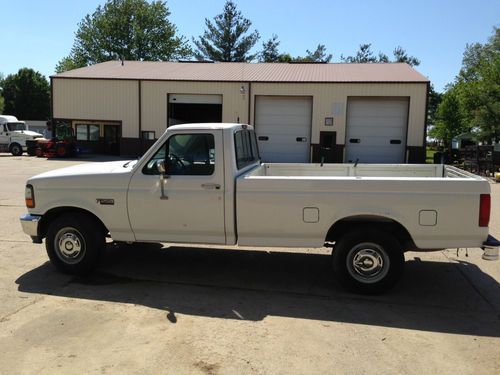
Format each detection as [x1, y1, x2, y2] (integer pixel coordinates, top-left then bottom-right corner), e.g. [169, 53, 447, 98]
[234, 129, 259, 169]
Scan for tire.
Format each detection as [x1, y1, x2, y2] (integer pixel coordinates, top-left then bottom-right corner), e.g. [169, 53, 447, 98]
[10, 143, 23, 156]
[45, 213, 105, 275]
[56, 144, 67, 157]
[332, 229, 405, 294]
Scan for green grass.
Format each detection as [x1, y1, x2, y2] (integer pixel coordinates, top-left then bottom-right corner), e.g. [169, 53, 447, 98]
[426, 148, 437, 164]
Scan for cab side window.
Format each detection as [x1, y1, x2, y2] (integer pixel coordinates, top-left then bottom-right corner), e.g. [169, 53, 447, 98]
[143, 133, 215, 176]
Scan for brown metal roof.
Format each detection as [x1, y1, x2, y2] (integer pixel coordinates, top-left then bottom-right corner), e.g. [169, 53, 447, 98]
[53, 61, 429, 83]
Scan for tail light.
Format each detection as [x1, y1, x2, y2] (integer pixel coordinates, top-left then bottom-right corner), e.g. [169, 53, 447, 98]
[25, 184, 35, 208]
[479, 194, 490, 227]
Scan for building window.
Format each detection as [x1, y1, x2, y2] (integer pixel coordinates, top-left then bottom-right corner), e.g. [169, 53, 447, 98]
[76, 124, 100, 141]
[142, 131, 155, 140]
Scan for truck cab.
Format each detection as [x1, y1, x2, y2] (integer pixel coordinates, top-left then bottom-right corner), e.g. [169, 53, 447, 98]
[0, 115, 43, 155]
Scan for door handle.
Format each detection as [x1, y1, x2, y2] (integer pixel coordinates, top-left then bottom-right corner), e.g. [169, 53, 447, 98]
[201, 183, 221, 190]
[390, 139, 402, 144]
[258, 136, 269, 141]
[296, 137, 307, 142]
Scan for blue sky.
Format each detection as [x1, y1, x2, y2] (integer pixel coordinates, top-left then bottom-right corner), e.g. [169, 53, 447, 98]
[1, 0, 498, 92]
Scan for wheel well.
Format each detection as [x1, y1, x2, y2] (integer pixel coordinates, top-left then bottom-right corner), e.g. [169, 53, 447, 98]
[38, 207, 108, 239]
[9, 142, 21, 150]
[325, 216, 415, 250]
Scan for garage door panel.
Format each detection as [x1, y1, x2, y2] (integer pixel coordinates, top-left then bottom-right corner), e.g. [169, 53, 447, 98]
[255, 96, 312, 163]
[346, 98, 408, 163]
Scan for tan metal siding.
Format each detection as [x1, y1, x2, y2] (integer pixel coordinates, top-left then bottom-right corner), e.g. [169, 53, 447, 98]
[52, 78, 139, 138]
[251, 83, 427, 146]
[141, 81, 249, 137]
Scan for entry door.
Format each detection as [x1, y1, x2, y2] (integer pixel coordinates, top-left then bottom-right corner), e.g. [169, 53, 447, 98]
[255, 96, 312, 163]
[103, 125, 120, 155]
[127, 131, 226, 244]
[345, 98, 408, 163]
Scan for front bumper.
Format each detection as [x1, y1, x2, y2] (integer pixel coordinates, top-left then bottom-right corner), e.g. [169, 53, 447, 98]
[20, 214, 42, 243]
[482, 235, 500, 261]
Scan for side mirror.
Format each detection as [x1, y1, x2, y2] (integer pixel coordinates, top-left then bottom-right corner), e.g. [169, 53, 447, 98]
[156, 159, 166, 174]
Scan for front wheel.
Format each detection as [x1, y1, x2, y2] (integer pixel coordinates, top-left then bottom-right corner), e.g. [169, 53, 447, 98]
[10, 143, 23, 156]
[45, 213, 105, 275]
[332, 230, 404, 294]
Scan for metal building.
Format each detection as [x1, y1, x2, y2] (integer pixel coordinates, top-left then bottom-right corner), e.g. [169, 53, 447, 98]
[51, 61, 429, 163]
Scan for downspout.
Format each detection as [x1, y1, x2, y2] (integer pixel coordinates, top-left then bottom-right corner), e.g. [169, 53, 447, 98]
[138, 80, 142, 154]
[247, 81, 252, 125]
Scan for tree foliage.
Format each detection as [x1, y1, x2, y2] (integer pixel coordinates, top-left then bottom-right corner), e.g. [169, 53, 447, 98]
[56, 0, 190, 73]
[259, 36, 332, 63]
[427, 84, 443, 126]
[0, 73, 4, 114]
[303, 44, 333, 62]
[193, 1, 260, 62]
[260, 35, 281, 62]
[430, 27, 499, 146]
[393, 46, 421, 66]
[2, 68, 50, 120]
[341, 44, 420, 66]
[428, 89, 466, 148]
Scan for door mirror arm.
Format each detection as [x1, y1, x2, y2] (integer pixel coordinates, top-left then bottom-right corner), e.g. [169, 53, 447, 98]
[156, 160, 169, 200]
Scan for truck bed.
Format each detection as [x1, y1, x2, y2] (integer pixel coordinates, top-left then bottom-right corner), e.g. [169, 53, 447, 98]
[236, 163, 489, 249]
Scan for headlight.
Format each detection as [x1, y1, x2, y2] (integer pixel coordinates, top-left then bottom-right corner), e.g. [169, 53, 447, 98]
[25, 184, 35, 208]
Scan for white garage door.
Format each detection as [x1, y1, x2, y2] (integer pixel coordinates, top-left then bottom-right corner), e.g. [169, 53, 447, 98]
[345, 98, 408, 163]
[255, 96, 312, 163]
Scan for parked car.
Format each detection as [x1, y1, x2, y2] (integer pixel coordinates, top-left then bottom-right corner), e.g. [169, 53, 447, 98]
[20, 123, 499, 294]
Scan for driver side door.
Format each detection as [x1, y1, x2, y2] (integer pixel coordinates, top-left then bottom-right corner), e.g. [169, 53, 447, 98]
[127, 130, 226, 244]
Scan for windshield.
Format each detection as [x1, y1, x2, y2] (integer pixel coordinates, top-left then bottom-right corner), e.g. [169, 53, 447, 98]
[7, 123, 27, 131]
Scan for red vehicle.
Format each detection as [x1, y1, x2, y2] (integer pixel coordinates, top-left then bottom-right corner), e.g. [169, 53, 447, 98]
[28, 122, 77, 158]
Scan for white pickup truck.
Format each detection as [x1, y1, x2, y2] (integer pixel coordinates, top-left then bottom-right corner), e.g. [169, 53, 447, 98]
[20, 123, 499, 293]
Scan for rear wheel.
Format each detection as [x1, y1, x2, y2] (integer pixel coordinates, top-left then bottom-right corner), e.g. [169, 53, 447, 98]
[332, 229, 404, 294]
[45, 213, 105, 275]
[56, 144, 67, 157]
[10, 143, 23, 156]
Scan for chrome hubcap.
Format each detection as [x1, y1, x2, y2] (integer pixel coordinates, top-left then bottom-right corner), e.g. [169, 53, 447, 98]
[347, 243, 389, 283]
[54, 227, 85, 264]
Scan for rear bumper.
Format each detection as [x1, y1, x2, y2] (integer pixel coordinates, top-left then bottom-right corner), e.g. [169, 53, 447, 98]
[482, 235, 499, 261]
[20, 214, 42, 243]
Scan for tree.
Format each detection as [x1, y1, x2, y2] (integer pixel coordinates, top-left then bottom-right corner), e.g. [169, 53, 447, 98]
[193, 1, 260, 62]
[428, 88, 467, 150]
[455, 27, 499, 143]
[0, 73, 4, 114]
[2, 68, 50, 119]
[341, 44, 379, 63]
[427, 84, 442, 126]
[303, 44, 332, 62]
[260, 34, 280, 62]
[341, 44, 420, 66]
[262, 42, 332, 63]
[393, 46, 420, 66]
[56, 0, 190, 73]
